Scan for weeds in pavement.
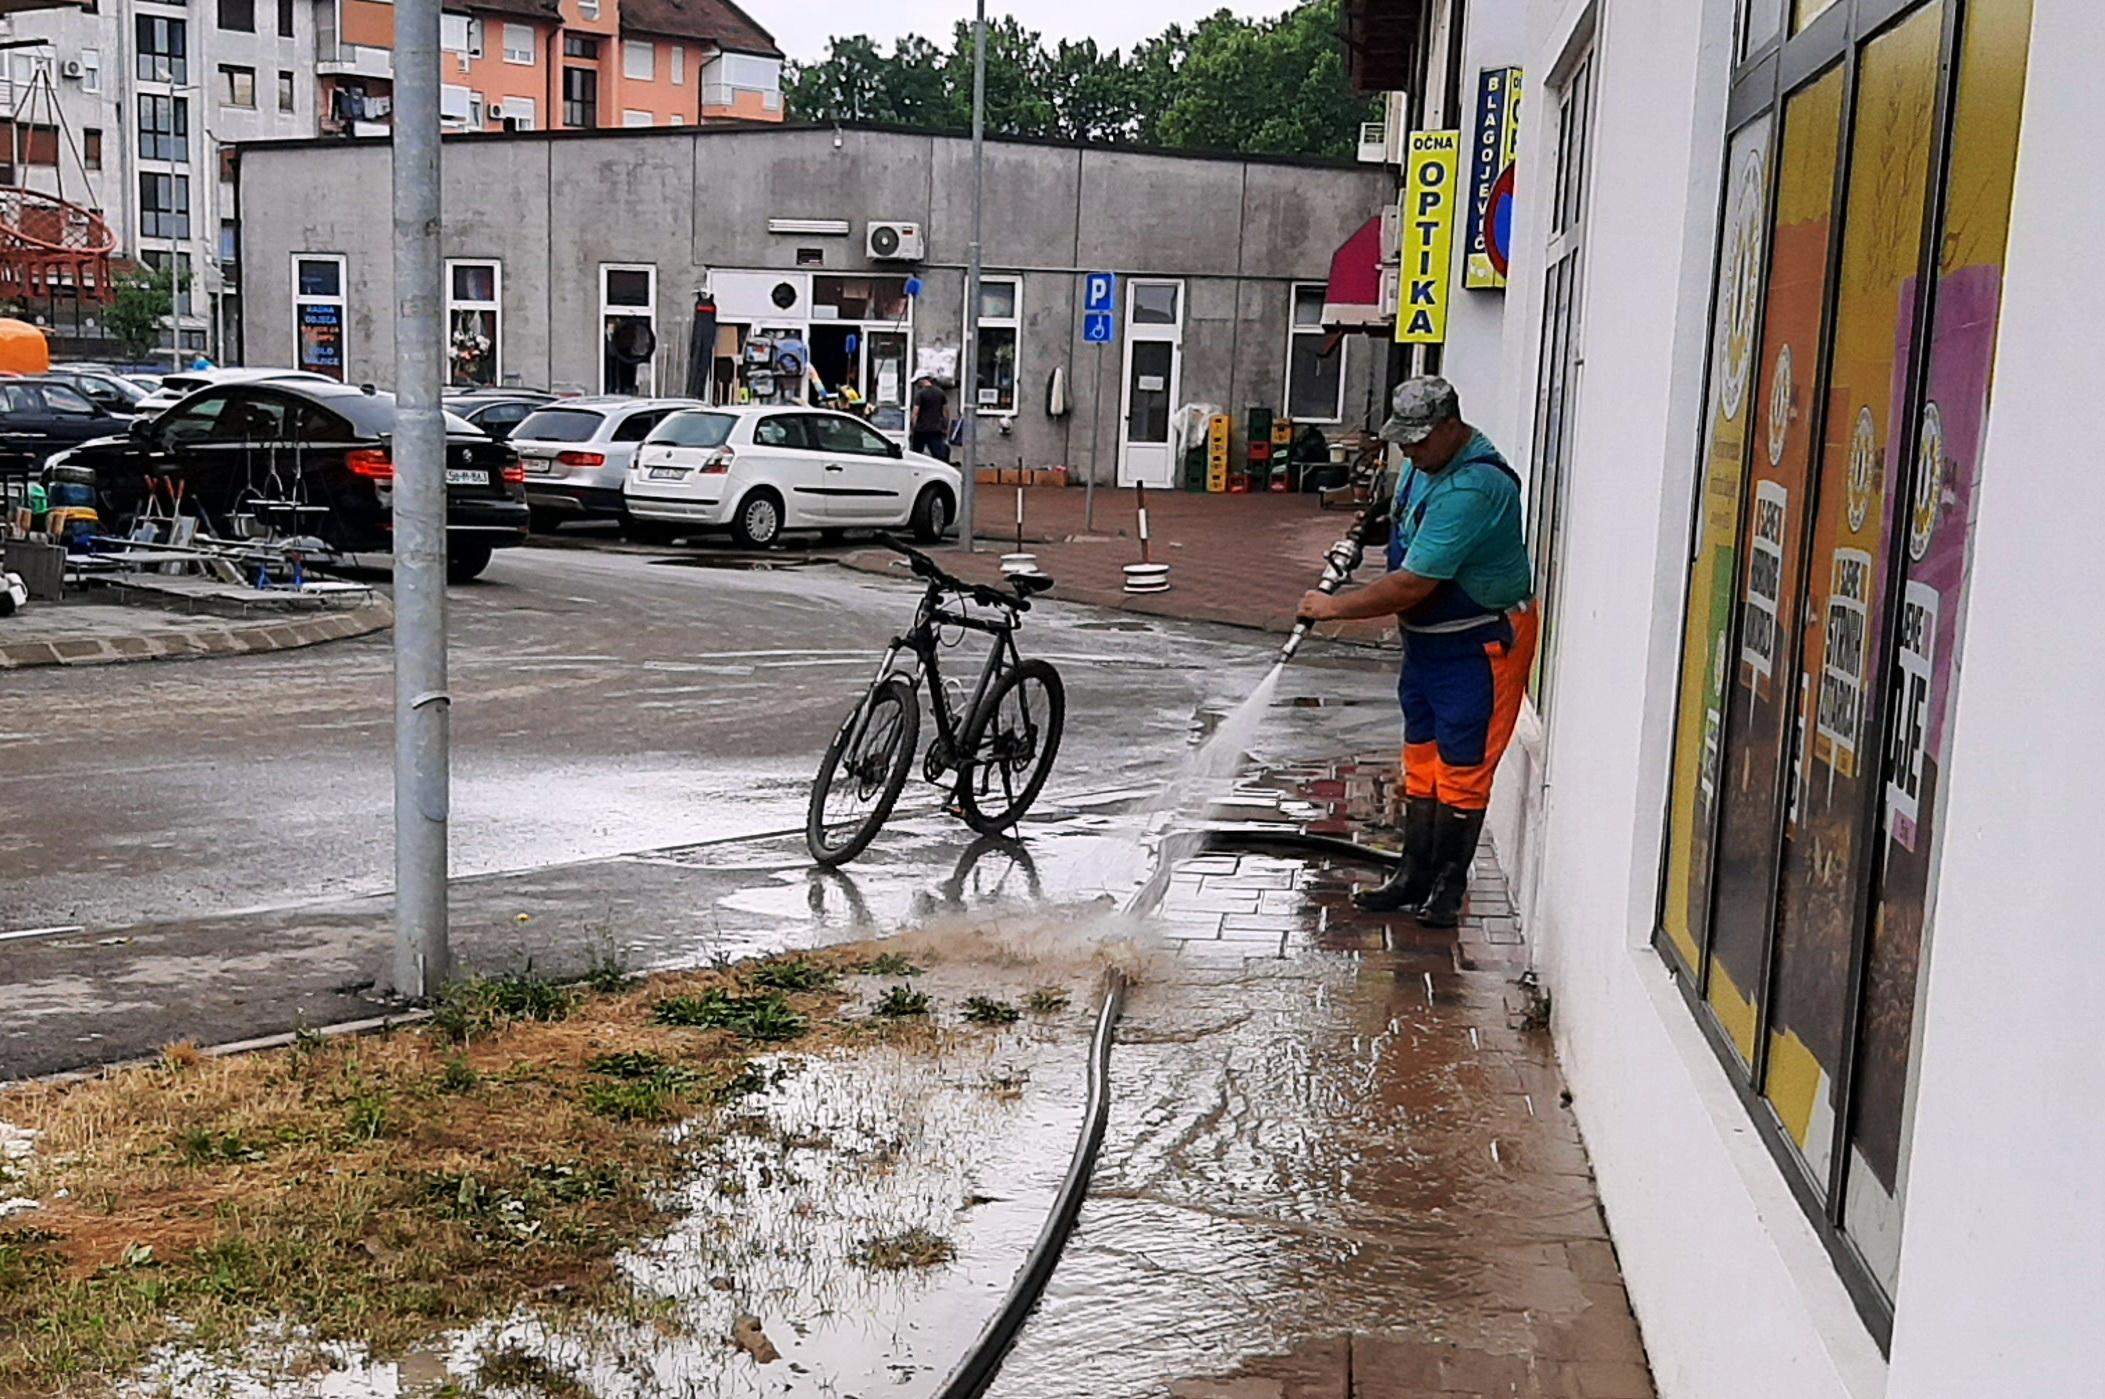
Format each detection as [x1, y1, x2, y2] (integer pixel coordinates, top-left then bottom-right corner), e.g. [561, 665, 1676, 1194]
[960, 996, 1021, 1025]
[853, 1226, 957, 1271]
[1025, 987, 1072, 1014]
[584, 933, 633, 995]
[857, 951, 923, 978]
[476, 1341, 592, 1398]
[652, 989, 808, 1043]
[747, 957, 838, 993]
[872, 985, 934, 1019]
[431, 966, 580, 1043]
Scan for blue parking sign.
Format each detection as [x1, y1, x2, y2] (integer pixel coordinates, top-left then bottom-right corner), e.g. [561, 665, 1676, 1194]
[1083, 311, 1116, 344]
[1084, 272, 1117, 314]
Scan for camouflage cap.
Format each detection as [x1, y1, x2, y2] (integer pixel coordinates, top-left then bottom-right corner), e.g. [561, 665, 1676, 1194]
[1379, 375, 1462, 445]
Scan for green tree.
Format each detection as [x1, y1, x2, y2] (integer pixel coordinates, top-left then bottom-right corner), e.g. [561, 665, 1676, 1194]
[1046, 39, 1136, 144]
[104, 265, 173, 361]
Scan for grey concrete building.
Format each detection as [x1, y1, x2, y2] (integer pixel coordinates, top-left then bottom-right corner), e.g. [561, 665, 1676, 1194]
[234, 122, 1390, 486]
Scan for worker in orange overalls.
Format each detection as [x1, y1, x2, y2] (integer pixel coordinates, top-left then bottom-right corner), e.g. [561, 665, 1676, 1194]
[1298, 377, 1537, 927]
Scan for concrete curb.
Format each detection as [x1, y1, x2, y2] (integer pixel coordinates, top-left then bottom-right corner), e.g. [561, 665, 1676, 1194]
[0, 595, 394, 670]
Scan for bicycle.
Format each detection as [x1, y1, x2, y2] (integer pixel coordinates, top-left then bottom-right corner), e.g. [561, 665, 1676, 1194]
[806, 535, 1066, 867]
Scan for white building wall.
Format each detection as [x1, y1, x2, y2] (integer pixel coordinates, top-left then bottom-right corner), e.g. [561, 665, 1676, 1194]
[1436, 0, 1525, 445]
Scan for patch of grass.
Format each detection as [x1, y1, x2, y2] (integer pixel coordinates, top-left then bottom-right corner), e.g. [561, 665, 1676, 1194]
[746, 957, 837, 993]
[653, 989, 807, 1043]
[438, 1055, 480, 1095]
[960, 996, 1020, 1026]
[431, 968, 580, 1043]
[872, 985, 933, 1019]
[853, 1226, 956, 1271]
[580, 1052, 703, 1123]
[476, 1340, 593, 1397]
[856, 950, 923, 978]
[1025, 987, 1072, 1014]
[174, 1127, 266, 1166]
[583, 935, 632, 995]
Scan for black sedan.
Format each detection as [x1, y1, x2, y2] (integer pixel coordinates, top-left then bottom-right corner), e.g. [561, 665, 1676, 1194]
[445, 388, 557, 442]
[0, 378, 129, 471]
[55, 378, 529, 582]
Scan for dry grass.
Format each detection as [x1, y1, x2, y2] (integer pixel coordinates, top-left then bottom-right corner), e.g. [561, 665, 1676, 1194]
[0, 947, 898, 1398]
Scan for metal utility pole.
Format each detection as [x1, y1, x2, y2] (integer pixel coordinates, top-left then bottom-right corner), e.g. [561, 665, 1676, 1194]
[391, 0, 451, 997]
[960, 0, 986, 554]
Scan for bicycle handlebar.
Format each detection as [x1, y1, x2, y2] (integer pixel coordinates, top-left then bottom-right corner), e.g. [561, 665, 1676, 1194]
[877, 532, 1032, 612]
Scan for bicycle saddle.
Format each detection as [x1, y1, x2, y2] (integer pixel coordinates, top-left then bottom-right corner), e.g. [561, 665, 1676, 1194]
[1010, 572, 1055, 597]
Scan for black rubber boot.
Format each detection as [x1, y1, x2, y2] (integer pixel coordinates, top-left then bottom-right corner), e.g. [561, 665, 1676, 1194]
[1415, 805, 1488, 929]
[1353, 796, 1439, 913]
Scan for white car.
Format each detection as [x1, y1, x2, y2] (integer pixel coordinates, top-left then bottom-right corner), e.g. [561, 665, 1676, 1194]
[135, 367, 339, 416]
[508, 396, 703, 530]
[623, 406, 961, 548]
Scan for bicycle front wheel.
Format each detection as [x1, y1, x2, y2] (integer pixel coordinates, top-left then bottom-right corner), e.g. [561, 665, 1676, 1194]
[807, 676, 921, 867]
[955, 659, 1066, 836]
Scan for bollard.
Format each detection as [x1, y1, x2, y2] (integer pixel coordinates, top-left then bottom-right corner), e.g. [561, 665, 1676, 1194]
[1123, 483, 1169, 593]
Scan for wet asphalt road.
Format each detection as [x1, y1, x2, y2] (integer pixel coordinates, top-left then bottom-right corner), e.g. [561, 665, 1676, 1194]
[1, 543, 1401, 1076]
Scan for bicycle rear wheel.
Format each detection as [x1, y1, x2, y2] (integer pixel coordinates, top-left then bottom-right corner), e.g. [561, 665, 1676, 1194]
[955, 659, 1065, 836]
[807, 676, 921, 866]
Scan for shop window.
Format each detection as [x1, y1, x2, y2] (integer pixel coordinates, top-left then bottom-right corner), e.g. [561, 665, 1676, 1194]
[294, 255, 347, 381]
[220, 64, 256, 110]
[136, 15, 187, 84]
[1655, 0, 2036, 1335]
[972, 275, 1020, 415]
[1526, 46, 1597, 713]
[447, 260, 501, 388]
[600, 264, 655, 395]
[504, 24, 535, 65]
[218, 0, 254, 35]
[139, 171, 190, 240]
[1284, 282, 1343, 423]
[623, 40, 654, 81]
[139, 93, 188, 163]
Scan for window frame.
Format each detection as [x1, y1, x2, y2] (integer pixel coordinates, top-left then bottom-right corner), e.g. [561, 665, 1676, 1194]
[446, 258, 503, 389]
[138, 170, 191, 240]
[135, 15, 188, 85]
[138, 92, 189, 163]
[80, 47, 100, 94]
[277, 69, 295, 114]
[292, 254, 349, 382]
[623, 39, 654, 81]
[598, 262, 657, 395]
[277, 0, 295, 38]
[217, 0, 255, 35]
[966, 273, 1022, 417]
[219, 63, 256, 110]
[503, 22, 535, 65]
[1282, 281, 1346, 425]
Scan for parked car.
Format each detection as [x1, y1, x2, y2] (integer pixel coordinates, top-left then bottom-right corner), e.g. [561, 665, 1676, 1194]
[134, 367, 339, 417]
[444, 388, 558, 443]
[509, 396, 703, 530]
[622, 406, 961, 549]
[44, 367, 153, 417]
[0, 378, 127, 470]
[52, 379, 528, 582]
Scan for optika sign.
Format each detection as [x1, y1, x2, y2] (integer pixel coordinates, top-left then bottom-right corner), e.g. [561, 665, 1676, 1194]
[1396, 130, 1461, 345]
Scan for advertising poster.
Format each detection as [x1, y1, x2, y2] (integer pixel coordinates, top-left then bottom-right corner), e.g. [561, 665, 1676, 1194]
[298, 303, 345, 382]
[1464, 68, 1523, 290]
[1395, 130, 1461, 344]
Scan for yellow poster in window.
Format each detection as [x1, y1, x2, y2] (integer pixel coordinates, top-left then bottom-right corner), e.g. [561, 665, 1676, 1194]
[1396, 130, 1461, 344]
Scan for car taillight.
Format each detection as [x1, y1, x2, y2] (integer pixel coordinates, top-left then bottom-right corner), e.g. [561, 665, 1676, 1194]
[346, 448, 394, 481]
[556, 450, 606, 467]
[500, 455, 525, 484]
[700, 447, 734, 475]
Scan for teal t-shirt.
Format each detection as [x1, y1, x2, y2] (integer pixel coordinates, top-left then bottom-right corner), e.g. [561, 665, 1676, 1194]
[1389, 433, 1534, 611]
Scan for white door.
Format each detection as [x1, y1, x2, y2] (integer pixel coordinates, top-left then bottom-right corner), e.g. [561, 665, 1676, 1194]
[803, 411, 909, 523]
[1117, 279, 1183, 488]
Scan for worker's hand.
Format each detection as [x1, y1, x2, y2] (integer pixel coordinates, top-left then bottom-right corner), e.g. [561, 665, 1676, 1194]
[1297, 590, 1343, 624]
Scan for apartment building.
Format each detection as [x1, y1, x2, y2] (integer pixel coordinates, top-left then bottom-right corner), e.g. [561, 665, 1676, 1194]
[0, 0, 779, 359]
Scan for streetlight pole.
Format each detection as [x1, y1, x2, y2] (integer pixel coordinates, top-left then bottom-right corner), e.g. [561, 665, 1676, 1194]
[960, 0, 986, 554]
[391, 0, 451, 997]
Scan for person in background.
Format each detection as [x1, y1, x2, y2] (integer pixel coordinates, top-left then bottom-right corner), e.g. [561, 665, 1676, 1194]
[911, 377, 952, 461]
[1296, 376, 1537, 928]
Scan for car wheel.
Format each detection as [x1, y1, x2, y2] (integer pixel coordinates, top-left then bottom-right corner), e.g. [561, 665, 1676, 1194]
[446, 541, 494, 584]
[910, 487, 953, 544]
[732, 490, 784, 549]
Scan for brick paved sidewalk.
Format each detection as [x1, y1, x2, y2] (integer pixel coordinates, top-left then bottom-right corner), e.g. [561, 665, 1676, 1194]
[843, 487, 1398, 646]
[1144, 759, 1655, 1399]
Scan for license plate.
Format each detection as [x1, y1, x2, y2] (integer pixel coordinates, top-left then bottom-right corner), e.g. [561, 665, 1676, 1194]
[648, 467, 687, 481]
[522, 456, 553, 474]
[445, 468, 486, 486]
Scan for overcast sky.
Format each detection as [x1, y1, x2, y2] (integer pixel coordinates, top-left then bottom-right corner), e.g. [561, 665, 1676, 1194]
[754, 2, 1293, 63]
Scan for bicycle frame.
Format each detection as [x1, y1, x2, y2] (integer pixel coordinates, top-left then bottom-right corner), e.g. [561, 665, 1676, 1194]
[843, 580, 1023, 778]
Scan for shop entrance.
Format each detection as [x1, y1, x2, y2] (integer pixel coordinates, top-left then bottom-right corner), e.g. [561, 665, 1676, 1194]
[1117, 279, 1183, 488]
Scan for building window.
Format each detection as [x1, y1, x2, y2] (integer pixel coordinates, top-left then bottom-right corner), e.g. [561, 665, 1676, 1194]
[447, 259, 501, 388]
[500, 97, 536, 129]
[623, 39, 654, 80]
[439, 84, 472, 125]
[1284, 283, 1344, 423]
[277, 70, 295, 113]
[83, 127, 101, 170]
[220, 64, 256, 109]
[563, 66, 598, 127]
[1526, 46, 1597, 714]
[503, 23, 534, 65]
[599, 263, 655, 395]
[218, 0, 254, 34]
[440, 12, 477, 56]
[670, 44, 684, 85]
[139, 171, 190, 239]
[294, 254, 347, 381]
[136, 15, 187, 84]
[622, 109, 651, 127]
[277, 0, 294, 38]
[219, 219, 238, 264]
[563, 34, 599, 60]
[700, 51, 781, 110]
[80, 48, 100, 94]
[971, 275, 1020, 415]
[1655, 0, 2036, 1336]
[138, 93, 188, 163]
[578, 0, 600, 19]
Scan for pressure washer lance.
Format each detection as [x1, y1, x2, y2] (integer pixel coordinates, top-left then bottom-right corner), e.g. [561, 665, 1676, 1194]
[1280, 494, 1390, 664]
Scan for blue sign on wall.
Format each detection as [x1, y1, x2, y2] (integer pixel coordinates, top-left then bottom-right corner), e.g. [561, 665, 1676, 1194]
[1083, 311, 1116, 344]
[1084, 272, 1118, 314]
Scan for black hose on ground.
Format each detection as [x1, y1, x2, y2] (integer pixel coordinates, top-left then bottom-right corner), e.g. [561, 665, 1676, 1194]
[1201, 826, 1401, 871]
[933, 966, 1128, 1399]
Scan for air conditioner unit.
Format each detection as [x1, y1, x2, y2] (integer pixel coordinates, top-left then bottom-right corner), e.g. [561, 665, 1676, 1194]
[866, 221, 924, 262]
[60, 59, 85, 80]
